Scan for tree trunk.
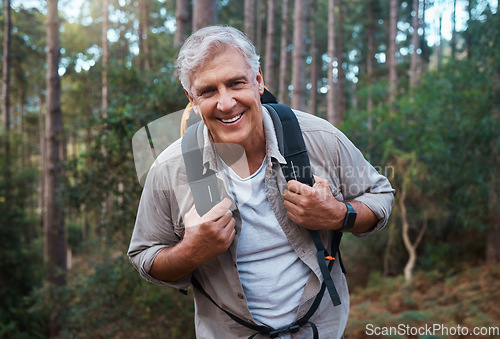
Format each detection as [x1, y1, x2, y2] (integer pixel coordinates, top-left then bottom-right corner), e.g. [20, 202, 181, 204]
[256, 0, 263, 52]
[192, 0, 217, 31]
[383, 222, 396, 276]
[437, 12, 443, 69]
[410, 0, 420, 92]
[45, 0, 67, 335]
[327, 0, 337, 124]
[291, 0, 308, 111]
[451, 0, 457, 59]
[244, 0, 255, 43]
[465, 1, 471, 60]
[420, 0, 427, 74]
[264, 0, 276, 91]
[399, 187, 428, 282]
[308, 0, 317, 115]
[388, 0, 398, 110]
[102, 0, 109, 115]
[486, 170, 500, 261]
[2, 0, 11, 158]
[278, 0, 290, 104]
[366, 0, 374, 130]
[138, 1, 144, 71]
[174, 0, 190, 47]
[102, 0, 112, 236]
[138, 0, 151, 72]
[336, 0, 345, 122]
[38, 93, 45, 247]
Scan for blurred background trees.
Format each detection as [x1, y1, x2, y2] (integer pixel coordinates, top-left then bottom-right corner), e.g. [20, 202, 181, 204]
[0, 0, 498, 337]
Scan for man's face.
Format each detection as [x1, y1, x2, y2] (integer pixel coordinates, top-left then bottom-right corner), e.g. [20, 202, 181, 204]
[186, 48, 265, 149]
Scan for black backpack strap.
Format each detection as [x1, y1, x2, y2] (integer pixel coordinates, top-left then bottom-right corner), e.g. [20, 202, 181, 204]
[263, 103, 314, 187]
[181, 122, 222, 216]
[191, 277, 273, 335]
[264, 103, 343, 307]
[192, 273, 327, 339]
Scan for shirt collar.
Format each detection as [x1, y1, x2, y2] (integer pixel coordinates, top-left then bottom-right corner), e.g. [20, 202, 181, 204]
[262, 106, 286, 165]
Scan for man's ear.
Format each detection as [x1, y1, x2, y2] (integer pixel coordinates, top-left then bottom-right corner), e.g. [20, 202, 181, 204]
[257, 67, 265, 95]
[185, 89, 200, 115]
[184, 89, 193, 104]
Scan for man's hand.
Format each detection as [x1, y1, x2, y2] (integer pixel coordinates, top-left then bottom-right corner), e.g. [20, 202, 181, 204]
[283, 175, 346, 230]
[150, 198, 235, 282]
[183, 197, 236, 261]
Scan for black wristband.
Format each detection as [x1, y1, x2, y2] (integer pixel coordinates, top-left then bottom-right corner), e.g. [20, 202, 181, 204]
[340, 202, 357, 231]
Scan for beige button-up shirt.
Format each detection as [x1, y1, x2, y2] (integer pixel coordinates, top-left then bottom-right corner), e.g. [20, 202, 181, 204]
[128, 107, 395, 338]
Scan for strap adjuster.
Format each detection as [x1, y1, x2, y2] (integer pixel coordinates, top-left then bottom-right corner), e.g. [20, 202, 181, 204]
[269, 324, 300, 338]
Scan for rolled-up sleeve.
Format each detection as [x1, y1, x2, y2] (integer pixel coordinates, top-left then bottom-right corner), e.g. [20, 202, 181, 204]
[127, 160, 192, 290]
[334, 130, 395, 236]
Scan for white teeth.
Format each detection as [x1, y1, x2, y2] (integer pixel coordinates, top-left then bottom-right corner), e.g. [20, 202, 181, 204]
[221, 114, 242, 123]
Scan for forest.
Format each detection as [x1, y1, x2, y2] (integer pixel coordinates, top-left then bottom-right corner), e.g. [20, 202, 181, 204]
[0, 0, 499, 337]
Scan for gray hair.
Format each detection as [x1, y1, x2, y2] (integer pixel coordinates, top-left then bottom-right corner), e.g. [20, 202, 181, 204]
[176, 26, 261, 95]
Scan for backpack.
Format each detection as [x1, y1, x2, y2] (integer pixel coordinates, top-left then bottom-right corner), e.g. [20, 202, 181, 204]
[180, 89, 345, 339]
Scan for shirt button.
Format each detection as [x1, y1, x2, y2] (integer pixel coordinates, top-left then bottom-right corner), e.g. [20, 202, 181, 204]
[237, 293, 245, 300]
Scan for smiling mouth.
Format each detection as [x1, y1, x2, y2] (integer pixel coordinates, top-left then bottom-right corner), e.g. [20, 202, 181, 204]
[220, 113, 243, 123]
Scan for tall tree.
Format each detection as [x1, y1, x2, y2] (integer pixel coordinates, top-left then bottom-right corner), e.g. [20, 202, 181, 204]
[388, 0, 398, 109]
[437, 5, 443, 69]
[366, 0, 375, 129]
[291, 0, 308, 110]
[308, 0, 317, 115]
[2, 0, 11, 157]
[138, 0, 152, 71]
[327, 0, 337, 124]
[336, 0, 346, 122]
[102, 0, 113, 233]
[264, 0, 276, 91]
[466, 0, 473, 60]
[420, 0, 427, 74]
[244, 0, 255, 42]
[102, 0, 109, 115]
[256, 0, 263, 52]
[45, 0, 67, 335]
[278, 0, 290, 104]
[451, 0, 457, 58]
[410, 0, 420, 91]
[192, 0, 217, 31]
[174, 0, 190, 47]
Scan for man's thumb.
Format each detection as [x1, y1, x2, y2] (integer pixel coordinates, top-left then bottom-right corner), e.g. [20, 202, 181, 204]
[313, 174, 329, 188]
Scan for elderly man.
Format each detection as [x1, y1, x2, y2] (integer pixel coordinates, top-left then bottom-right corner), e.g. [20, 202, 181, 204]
[128, 26, 394, 338]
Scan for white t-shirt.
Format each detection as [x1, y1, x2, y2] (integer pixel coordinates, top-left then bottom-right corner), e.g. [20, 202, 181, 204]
[220, 157, 310, 332]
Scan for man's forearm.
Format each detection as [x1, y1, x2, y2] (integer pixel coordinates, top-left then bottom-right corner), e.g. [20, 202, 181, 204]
[150, 241, 204, 282]
[346, 200, 379, 234]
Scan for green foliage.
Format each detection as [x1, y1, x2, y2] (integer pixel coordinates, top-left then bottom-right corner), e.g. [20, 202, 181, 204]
[28, 253, 195, 338]
[0, 138, 44, 338]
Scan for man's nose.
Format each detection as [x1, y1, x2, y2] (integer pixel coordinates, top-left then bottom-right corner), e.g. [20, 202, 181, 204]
[216, 88, 236, 112]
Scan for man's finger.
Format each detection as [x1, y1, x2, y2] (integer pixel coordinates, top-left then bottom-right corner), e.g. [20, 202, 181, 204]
[313, 175, 329, 187]
[286, 179, 313, 195]
[283, 198, 301, 215]
[202, 197, 232, 222]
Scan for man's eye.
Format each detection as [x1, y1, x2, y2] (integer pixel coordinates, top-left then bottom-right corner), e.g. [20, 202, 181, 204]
[231, 81, 244, 88]
[200, 89, 214, 97]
